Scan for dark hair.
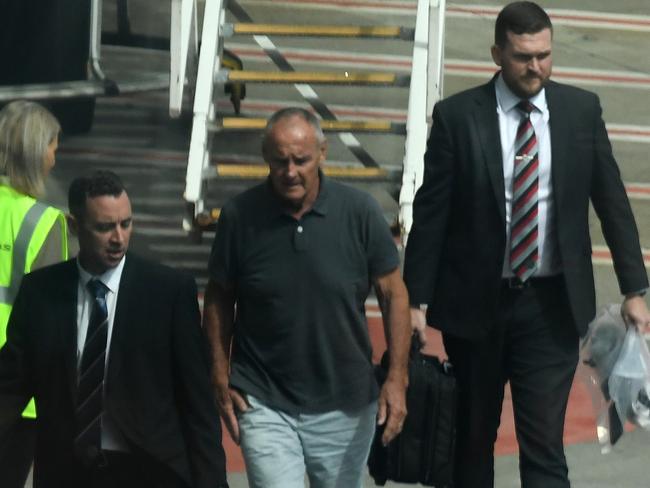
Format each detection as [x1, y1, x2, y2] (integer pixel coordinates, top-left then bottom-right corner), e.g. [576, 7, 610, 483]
[68, 170, 126, 219]
[262, 107, 325, 157]
[495, 1, 552, 47]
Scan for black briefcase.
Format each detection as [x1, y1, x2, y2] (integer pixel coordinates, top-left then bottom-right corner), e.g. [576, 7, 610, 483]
[368, 336, 457, 487]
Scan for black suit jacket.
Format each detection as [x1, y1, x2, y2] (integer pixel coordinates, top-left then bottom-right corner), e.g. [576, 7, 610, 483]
[0, 254, 227, 488]
[404, 77, 648, 339]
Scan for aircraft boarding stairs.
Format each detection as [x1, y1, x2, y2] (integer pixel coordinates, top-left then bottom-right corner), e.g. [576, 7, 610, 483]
[170, 0, 447, 243]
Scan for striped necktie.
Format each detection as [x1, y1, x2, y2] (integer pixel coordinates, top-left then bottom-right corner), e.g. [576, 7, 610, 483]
[510, 100, 539, 282]
[75, 278, 109, 460]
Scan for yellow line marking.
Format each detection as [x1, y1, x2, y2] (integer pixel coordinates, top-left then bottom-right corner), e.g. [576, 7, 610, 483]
[219, 117, 394, 132]
[215, 164, 388, 178]
[227, 70, 400, 85]
[233, 23, 403, 38]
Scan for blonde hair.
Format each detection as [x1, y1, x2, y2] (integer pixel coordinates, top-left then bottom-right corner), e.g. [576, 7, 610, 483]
[0, 100, 61, 197]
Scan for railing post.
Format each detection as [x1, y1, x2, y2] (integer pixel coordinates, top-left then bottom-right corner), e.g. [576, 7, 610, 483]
[183, 0, 225, 230]
[399, 0, 446, 244]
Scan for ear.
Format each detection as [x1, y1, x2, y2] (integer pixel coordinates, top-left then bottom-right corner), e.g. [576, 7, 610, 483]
[491, 44, 502, 67]
[318, 140, 328, 164]
[67, 214, 79, 237]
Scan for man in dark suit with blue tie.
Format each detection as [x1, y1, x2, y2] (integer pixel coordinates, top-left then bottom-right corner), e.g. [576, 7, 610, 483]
[404, 2, 650, 487]
[0, 171, 229, 488]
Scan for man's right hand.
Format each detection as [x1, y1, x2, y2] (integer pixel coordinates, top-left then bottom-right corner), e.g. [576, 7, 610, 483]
[410, 307, 428, 346]
[214, 383, 249, 445]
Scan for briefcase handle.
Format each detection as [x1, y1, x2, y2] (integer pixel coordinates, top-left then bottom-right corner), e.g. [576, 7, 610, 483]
[410, 333, 454, 376]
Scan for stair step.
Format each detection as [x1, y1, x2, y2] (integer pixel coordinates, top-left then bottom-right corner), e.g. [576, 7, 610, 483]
[195, 164, 396, 229]
[212, 117, 406, 134]
[223, 70, 409, 87]
[211, 164, 396, 180]
[230, 23, 414, 40]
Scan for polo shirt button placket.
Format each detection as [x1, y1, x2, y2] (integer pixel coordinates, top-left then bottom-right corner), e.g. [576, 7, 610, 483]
[293, 224, 308, 251]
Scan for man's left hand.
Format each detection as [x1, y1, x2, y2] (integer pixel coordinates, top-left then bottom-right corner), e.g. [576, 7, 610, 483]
[622, 294, 650, 333]
[376, 375, 408, 446]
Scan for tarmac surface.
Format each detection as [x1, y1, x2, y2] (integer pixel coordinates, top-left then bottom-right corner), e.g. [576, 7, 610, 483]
[24, 0, 650, 486]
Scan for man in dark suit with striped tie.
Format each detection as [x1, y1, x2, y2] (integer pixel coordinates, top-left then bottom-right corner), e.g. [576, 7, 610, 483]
[404, 2, 650, 488]
[0, 171, 229, 488]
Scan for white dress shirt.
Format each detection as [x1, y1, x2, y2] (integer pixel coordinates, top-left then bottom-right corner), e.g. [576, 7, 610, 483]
[495, 74, 561, 277]
[76, 256, 129, 452]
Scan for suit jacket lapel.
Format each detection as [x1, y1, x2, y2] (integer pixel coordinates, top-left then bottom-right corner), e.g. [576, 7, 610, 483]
[546, 82, 570, 211]
[106, 255, 136, 381]
[473, 79, 506, 224]
[60, 261, 80, 401]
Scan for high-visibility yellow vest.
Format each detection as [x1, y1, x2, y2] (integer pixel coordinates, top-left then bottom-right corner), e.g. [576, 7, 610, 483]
[0, 183, 68, 418]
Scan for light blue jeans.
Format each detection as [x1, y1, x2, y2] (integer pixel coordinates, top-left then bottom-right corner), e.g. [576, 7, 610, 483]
[238, 395, 378, 488]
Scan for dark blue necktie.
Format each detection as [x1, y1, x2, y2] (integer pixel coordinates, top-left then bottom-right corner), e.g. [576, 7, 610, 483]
[75, 279, 109, 460]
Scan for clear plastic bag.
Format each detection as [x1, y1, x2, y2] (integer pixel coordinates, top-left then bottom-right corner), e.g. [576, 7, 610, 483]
[579, 304, 650, 453]
[609, 326, 650, 430]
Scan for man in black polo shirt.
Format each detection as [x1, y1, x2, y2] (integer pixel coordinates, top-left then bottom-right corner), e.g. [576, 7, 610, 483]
[203, 107, 411, 488]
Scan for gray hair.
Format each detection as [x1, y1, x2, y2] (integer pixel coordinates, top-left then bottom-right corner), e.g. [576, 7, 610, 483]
[262, 107, 325, 156]
[0, 100, 61, 197]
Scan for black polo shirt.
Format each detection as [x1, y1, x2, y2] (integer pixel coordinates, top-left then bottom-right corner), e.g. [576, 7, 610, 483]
[209, 175, 399, 413]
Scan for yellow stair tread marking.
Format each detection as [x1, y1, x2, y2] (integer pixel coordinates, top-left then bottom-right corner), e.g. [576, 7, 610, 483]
[220, 118, 393, 132]
[215, 164, 388, 178]
[227, 71, 400, 85]
[233, 23, 403, 38]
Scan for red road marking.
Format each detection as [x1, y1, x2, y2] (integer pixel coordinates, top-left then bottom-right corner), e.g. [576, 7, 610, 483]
[592, 247, 650, 265]
[230, 46, 650, 87]
[447, 5, 650, 29]
[446, 62, 650, 86]
[253, 1, 650, 30]
[217, 100, 650, 142]
[626, 185, 650, 195]
[608, 128, 650, 137]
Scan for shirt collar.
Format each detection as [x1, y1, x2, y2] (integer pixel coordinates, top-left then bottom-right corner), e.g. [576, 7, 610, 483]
[265, 169, 329, 219]
[310, 170, 329, 216]
[77, 255, 126, 294]
[495, 72, 547, 115]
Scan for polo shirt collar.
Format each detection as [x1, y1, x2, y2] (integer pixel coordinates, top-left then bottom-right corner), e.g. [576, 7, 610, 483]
[265, 169, 330, 218]
[310, 170, 329, 216]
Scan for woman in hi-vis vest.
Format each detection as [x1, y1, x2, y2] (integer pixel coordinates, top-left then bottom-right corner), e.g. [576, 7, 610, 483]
[0, 101, 68, 488]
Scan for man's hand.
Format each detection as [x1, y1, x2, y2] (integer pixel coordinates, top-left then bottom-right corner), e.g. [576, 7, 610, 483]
[410, 307, 427, 346]
[214, 382, 249, 445]
[373, 268, 410, 445]
[376, 374, 408, 446]
[622, 294, 650, 333]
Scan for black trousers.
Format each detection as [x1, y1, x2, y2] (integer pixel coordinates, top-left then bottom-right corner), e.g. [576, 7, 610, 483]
[75, 451, 190, 488]
[0, 417, 35, 488]
[443, 276, 579, 488]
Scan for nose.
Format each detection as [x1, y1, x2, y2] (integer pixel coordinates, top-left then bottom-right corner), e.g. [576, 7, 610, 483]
[528, 57, 541, 73]
[110, 226, 125, 245]
[285, 160, 298, 178]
